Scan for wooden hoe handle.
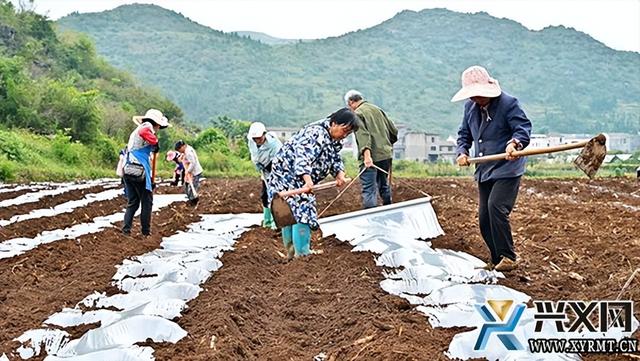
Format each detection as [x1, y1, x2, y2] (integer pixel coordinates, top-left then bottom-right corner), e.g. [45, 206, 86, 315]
[468, 140, 590, 164]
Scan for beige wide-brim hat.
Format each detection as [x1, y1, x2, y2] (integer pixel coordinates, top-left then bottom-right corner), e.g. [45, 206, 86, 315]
[451, 65, 502, 102]
[132, 108, 171, 128]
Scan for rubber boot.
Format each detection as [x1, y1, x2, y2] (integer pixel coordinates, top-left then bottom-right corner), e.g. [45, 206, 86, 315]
[292, 223, 311, 257]
[262, 207, 276, 229]
[281, 225, 294, 260]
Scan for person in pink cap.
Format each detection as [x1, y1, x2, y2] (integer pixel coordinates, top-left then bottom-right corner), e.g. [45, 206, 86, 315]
[165, 150, 185, 187]
[452, 66, 532, 272]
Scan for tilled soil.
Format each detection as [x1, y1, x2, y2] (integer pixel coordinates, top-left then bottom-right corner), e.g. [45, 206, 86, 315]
[0, 184, 113, 220]
[0, 179, 260, 356]
[0, 188, 42, 202]
[152, 229, 457, 361]
[0, 177, 638, 361]
[0, 197, 125, 241]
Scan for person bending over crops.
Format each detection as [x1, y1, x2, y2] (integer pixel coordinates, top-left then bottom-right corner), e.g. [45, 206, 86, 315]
[247, 121, 282, 229]
[452, 66, 532, 272]
[267, 108, 357, 258]
[175, 140, 203, 206]
[165, 150, 185, 187]
[122, 109, 170, 236]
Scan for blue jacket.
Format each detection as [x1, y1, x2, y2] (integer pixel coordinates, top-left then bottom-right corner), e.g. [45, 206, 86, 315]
[456, 92, 532, 182]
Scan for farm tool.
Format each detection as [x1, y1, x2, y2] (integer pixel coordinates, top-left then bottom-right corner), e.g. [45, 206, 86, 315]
[151, 152, 158, 190]
[271, 167, 444, 241]
[271, 179, 352, 228]
[468, 134, 607, 178]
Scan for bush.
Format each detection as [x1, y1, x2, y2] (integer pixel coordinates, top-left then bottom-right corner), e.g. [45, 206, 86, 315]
[193, 128, 230, 154]
[0, 159, 16, 181]
[51, 131, 83, 165]
[0, 130, 25, 161]
[40, 80, 102, 143]
[92, 132, 120, 164]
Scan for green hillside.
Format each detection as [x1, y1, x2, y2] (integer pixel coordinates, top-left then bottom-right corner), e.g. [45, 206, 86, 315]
[58, 4, 640, 135]
[234, 31, 299, 45]
[0, 1, 256, 181]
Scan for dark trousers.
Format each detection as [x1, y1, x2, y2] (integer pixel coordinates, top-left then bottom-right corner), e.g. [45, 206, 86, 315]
[123, 176, 153, 235]
[360, 158, 392, 209]
[478, 176, 521, 264]
[261, 179, 269, 208]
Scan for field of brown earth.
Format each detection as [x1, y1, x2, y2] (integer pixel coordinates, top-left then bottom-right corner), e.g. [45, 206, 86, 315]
[0, 177, 638, 360]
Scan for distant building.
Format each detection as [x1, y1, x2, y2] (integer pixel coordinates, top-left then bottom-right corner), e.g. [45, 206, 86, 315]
[604, 154, 634, 163]
[270, 127, 299, 142]
[529, 133, 640, 153]
[605, 133, 640, 153]
[529, 134, 564, 148]
[392, 124, 456, 163]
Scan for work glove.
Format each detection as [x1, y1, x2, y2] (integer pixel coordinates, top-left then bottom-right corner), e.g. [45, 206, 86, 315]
[151, 143, 160, 153]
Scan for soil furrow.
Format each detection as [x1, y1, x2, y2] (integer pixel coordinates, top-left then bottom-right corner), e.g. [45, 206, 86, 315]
[0, 184, 115, 220]
[0, 196, 126, 241]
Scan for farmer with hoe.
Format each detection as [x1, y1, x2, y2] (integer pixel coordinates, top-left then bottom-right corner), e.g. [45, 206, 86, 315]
[174, 140, 203, 206]
[247, 121, 282, 229]
[344, 89, 398, 209]
[453, 66, 532, 272]
[122, 109, 170, 237]
[267, 108, 357, 258]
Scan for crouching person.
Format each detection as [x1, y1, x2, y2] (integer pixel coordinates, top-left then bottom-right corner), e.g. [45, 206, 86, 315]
[165, 150, 185, 186]
[122, 109, 170, 236]
[175, 140, 203, 206]
[267, 108, 357, 258]
[247, 122, 282, 229]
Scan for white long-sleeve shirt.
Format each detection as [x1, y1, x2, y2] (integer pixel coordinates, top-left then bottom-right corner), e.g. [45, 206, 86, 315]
[183, 145, 203, 176]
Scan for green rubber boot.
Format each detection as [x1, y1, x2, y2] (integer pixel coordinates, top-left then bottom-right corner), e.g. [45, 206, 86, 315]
[292, 223, 311, 257]
[282, 225, 294, 260]
[262, 207, 276, 230]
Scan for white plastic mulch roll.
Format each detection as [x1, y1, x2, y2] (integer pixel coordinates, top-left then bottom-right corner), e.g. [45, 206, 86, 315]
[0, 179, 119, 208]
[0, 184, 49, 193]
[13, 213, 261, 361]
[0, 188, 123, 227]
[0, 194, 185, 260]
[319, 201, 638, 360]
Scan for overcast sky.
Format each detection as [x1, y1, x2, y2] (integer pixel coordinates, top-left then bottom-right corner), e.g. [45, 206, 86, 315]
[15, 0, 640, 52]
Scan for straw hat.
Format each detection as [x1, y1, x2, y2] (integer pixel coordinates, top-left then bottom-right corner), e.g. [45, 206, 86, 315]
[451, 66, 502, 102]
[132, 109, 170, 128]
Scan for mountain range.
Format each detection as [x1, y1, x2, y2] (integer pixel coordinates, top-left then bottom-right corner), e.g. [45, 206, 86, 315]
[57, 4, 640, 135]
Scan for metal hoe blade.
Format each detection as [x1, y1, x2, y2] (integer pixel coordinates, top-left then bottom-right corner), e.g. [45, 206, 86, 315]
[271, 194, 296, 228]
[573, 134, 607, 178]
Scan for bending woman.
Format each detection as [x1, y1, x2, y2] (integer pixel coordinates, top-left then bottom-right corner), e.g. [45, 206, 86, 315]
[267, 108, 358, 258]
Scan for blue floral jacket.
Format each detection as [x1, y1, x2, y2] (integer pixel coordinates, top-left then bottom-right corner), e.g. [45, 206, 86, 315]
[267, 119, 345, 229]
